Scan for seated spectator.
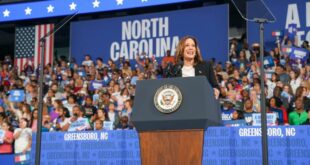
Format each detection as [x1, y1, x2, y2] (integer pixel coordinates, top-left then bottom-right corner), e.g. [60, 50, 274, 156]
[66, 105, 91, 132]
[83, 96, 97, 122]
[116, 116, 133, 130]
[221, 99, 236, 121]
[243, 99, 256, 125]
[289, 98, 309, 125]
[94, 119, 103, 131]
[268, 97, 288, 125]
[53, 107, 71, 131]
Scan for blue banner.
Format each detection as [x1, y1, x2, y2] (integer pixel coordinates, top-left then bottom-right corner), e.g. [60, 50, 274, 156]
[30, 130, 141, 165]
[203, 126, 310, 165]
[247, 0, 310, 49]
[70, 5, 229, 65]
[0, 0, 195, 23]
[8, 126, 307, 164]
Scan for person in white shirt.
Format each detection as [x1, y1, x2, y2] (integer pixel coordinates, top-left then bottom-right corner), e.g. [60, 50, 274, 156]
[14, 118, 32, 154]
[82, 54, 94, 67]
[289, 70, 301, 95]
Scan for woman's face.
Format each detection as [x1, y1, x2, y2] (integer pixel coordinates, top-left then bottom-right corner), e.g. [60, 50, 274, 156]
[183, 38, 196, 61]
[33, 110, 38, 119]
[19, 119, 27, 128]
[283, 85, 290, 93]
[245, 100, 253, 109]
[271, 74, 277, 81]
[2, 122, 9, 131]
[97, 109, 104, 118]
[232, 111, 239, 120]
[270, 98, 276, 107]
[289, 71, 296, 79]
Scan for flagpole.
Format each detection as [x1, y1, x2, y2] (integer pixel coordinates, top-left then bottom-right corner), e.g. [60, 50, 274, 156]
[34, 12, 78, 165]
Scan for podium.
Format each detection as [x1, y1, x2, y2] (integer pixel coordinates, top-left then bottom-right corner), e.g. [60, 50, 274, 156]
[132, 76, 221, 165]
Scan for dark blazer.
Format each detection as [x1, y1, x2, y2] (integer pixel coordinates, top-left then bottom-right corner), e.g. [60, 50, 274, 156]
[174, 61, 219, 89]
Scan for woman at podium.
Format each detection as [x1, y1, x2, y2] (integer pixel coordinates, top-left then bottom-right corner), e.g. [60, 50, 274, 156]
[174, 36, 220, 98]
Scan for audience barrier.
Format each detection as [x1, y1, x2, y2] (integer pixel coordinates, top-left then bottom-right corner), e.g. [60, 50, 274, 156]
[1, 126, 310, 164]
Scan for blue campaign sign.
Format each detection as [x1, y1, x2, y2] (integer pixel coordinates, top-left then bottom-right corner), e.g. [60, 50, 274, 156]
[0, 0, 195, 23]
[68, 118, 90, 132]
[70, 5, 229, 65]
[8, 90, 25, 102]
[247, 0, 310, 49]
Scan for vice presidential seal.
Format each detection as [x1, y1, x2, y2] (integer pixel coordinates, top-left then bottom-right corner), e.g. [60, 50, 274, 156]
[154, 84, 182, 114]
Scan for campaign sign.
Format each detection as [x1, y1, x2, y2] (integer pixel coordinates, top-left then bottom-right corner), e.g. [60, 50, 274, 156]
[8, 90, 25, 102]
[247, 0, 310, 49]
[263, 56, 275, 67]
[103, 121, 114, 130]
[70, 5, 229, 65]
[68, 118, 89, 132]
[223, 120, 247, 127]
[252, 113, 277, 126]
[289, 47, 309, 64]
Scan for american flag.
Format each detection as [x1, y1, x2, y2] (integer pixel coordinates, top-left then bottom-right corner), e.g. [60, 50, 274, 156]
[14, 24, 54, 73]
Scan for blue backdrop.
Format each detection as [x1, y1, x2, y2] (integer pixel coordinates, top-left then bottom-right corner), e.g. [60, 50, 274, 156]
[70, 5, 229, 65]
[247, 0, 310, 50]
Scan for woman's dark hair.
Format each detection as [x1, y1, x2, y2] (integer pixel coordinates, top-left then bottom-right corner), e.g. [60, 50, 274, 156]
[30, 108, 38, 128]
[269, 96, 282, 108]
[175, 36, 203, 65]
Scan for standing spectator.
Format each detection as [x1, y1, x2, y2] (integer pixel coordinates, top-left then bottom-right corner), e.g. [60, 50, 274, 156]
[289, 70, 301, 94]
[161, 50, 175, 69]
[83, 96, 97, 122]
[14, 118, 32, 154]
[64, 95, 77, 116]
[0, 121, 14, 154]
[30, 109, 38, 132]
[250, 90, 261, 113]
[107, 103, 120, 129]
[96, 109, 108, 122]
[82, 54, 94, 67]
[275, 65, 290, 84]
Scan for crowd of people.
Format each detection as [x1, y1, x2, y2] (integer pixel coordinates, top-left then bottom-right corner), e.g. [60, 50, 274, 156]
[0, 34, 309, 154]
